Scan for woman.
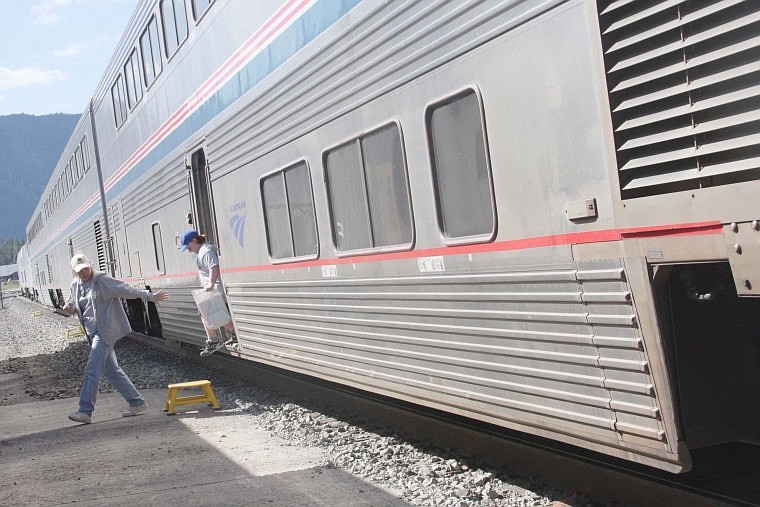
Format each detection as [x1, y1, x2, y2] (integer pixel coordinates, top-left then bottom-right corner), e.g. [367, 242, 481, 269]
[63, 253, 169, 424]
[179, 230, 239, 356]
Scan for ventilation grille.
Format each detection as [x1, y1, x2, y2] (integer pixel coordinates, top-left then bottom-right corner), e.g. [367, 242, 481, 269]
[94, 220, 107, 272]
[46, 254, 53, 283]
[598, 0, 760, 199]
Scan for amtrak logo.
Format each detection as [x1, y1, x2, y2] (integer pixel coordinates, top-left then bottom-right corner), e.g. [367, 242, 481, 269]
[229, 201, 247, 248]
[229, 213, 246, 248]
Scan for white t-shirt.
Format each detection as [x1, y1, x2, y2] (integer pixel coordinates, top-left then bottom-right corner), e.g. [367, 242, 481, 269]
[194, 243, 222, 291]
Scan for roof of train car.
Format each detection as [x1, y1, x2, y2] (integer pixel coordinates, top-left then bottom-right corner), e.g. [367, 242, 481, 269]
[0, 264, 19, 277]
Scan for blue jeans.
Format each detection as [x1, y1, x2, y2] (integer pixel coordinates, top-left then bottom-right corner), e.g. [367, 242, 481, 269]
[79, 334, 144, 415]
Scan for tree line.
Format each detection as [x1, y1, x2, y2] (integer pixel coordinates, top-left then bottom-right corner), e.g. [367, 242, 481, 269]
[0, 238, 22, 266]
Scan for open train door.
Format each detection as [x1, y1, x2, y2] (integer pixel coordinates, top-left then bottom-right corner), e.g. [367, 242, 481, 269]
[186, 144, 219, 248]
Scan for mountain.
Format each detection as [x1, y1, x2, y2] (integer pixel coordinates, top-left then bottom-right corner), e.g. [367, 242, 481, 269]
[0, 113, 79, 241]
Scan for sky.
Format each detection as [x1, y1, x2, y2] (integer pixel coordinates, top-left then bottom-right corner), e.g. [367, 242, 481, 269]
[0, 0, 140, 116]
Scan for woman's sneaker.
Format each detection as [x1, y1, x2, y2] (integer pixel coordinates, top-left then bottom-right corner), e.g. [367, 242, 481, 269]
[200, 341, 224, 357]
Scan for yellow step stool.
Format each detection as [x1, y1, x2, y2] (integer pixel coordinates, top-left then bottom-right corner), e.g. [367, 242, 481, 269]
[164, 380, 220, 415]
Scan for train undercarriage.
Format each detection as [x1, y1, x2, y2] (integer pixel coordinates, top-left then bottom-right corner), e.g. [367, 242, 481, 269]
[653, 262, 760, 453]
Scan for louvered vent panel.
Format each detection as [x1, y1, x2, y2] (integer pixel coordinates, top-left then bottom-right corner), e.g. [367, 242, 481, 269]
[46, 254, 53, 283]
[598, 0, 760, 198]
[94, 220, 107, 272]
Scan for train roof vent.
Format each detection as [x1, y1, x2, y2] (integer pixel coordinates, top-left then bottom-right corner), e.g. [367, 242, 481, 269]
[597, 0, 760, 199]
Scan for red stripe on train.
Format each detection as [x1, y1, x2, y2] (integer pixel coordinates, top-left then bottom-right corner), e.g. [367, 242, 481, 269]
[129, 221, 722, 282]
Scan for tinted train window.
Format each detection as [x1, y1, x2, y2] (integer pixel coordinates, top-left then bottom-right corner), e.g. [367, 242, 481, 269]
[80, 136, 91, 173]
[62, 164, 70, 195]
[426, 88, 495, 241]
[124, 48, 144, 109]
[191, 0, 214, 21]
[261, 161, 318, 261]
[71, 152, 80, 186]
[324, 123, 413, 253]
[67, 159, 75, 190]
[140, 15, 163, 88]
[161, 0, 188, 59]
[74, 145, 84, 180]
[111, 75, 128, 128]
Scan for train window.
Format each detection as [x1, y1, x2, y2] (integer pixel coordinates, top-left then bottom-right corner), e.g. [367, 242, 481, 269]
[425, 88, 495, 242]
[324, 122, 413, 253]
[124, 48, 144, 109]
[261, 161, 318, 261]
[140, 15, 163, 89]
[73, 150, 81, 182]
[67, 157, 74, 188]
[74, 145, 84, 180]
[63, 163, 71, 195]
[67, 158, 75, 190]
[191, 0, 214, 22]
[111, 75, 128, 128]
[81, 136, 91, 173]
[152, 222, 166, 274]
[72, 153, 80, 186]
[161, 0, 189, 59]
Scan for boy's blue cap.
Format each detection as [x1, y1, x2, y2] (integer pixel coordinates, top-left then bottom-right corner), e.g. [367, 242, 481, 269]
[179, 230, 198, 252]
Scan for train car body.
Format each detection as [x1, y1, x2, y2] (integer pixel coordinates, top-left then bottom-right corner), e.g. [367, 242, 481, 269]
[15, 244, 33, 300]
[21, 0, 760, 472]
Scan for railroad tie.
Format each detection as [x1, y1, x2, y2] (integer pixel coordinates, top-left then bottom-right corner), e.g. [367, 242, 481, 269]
[164, 379, 220, 415]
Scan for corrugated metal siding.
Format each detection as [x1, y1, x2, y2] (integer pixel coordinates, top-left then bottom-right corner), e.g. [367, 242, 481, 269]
[598, 0, 760, 198]
[121, 158, 187, 226]
[227, 259, 666, 447]
[208, 0, 566, 176]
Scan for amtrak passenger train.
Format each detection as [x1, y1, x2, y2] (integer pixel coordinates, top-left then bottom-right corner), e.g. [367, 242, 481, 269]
[17, 0, 760, 472]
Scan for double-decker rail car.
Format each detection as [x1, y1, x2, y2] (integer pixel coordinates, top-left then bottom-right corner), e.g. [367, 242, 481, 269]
[19, 108, 104, 309]
[15, 244, 33, 300]
[20, 0, 760, 473]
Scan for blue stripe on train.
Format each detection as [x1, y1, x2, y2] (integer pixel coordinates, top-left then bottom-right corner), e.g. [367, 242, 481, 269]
[105, 0, 361, 200]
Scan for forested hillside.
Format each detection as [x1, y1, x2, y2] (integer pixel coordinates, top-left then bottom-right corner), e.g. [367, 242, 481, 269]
[0, 238, 22, 265]
[0, 113, 79, 241]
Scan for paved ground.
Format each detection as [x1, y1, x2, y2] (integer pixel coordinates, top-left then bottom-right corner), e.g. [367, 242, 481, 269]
[0, 389, 409, 506]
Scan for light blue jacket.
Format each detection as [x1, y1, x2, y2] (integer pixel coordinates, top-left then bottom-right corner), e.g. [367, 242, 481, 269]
[65, 271, 158, 346]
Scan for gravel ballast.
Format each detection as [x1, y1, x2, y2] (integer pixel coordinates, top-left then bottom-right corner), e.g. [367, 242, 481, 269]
[1, 295, 580, 506]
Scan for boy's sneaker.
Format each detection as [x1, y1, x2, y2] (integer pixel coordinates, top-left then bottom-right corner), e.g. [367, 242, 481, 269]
[200, 341, 224, 357]
[224, 332, 240, 350]
[68, 411, 91, 424]
[122, 401, 149, 417]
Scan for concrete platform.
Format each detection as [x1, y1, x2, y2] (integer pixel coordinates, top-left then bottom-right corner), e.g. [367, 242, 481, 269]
[0, 389, 409, 506]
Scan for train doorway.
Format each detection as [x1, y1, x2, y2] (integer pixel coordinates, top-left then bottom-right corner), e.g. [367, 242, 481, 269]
[186, 145, 219, 247]
[653, 262, 760, 450]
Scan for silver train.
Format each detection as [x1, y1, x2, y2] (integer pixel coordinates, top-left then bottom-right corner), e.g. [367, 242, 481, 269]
[17, 0, 760, 472]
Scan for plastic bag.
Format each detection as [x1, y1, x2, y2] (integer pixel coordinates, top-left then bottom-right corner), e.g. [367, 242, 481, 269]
[192, 288, 232, 329]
